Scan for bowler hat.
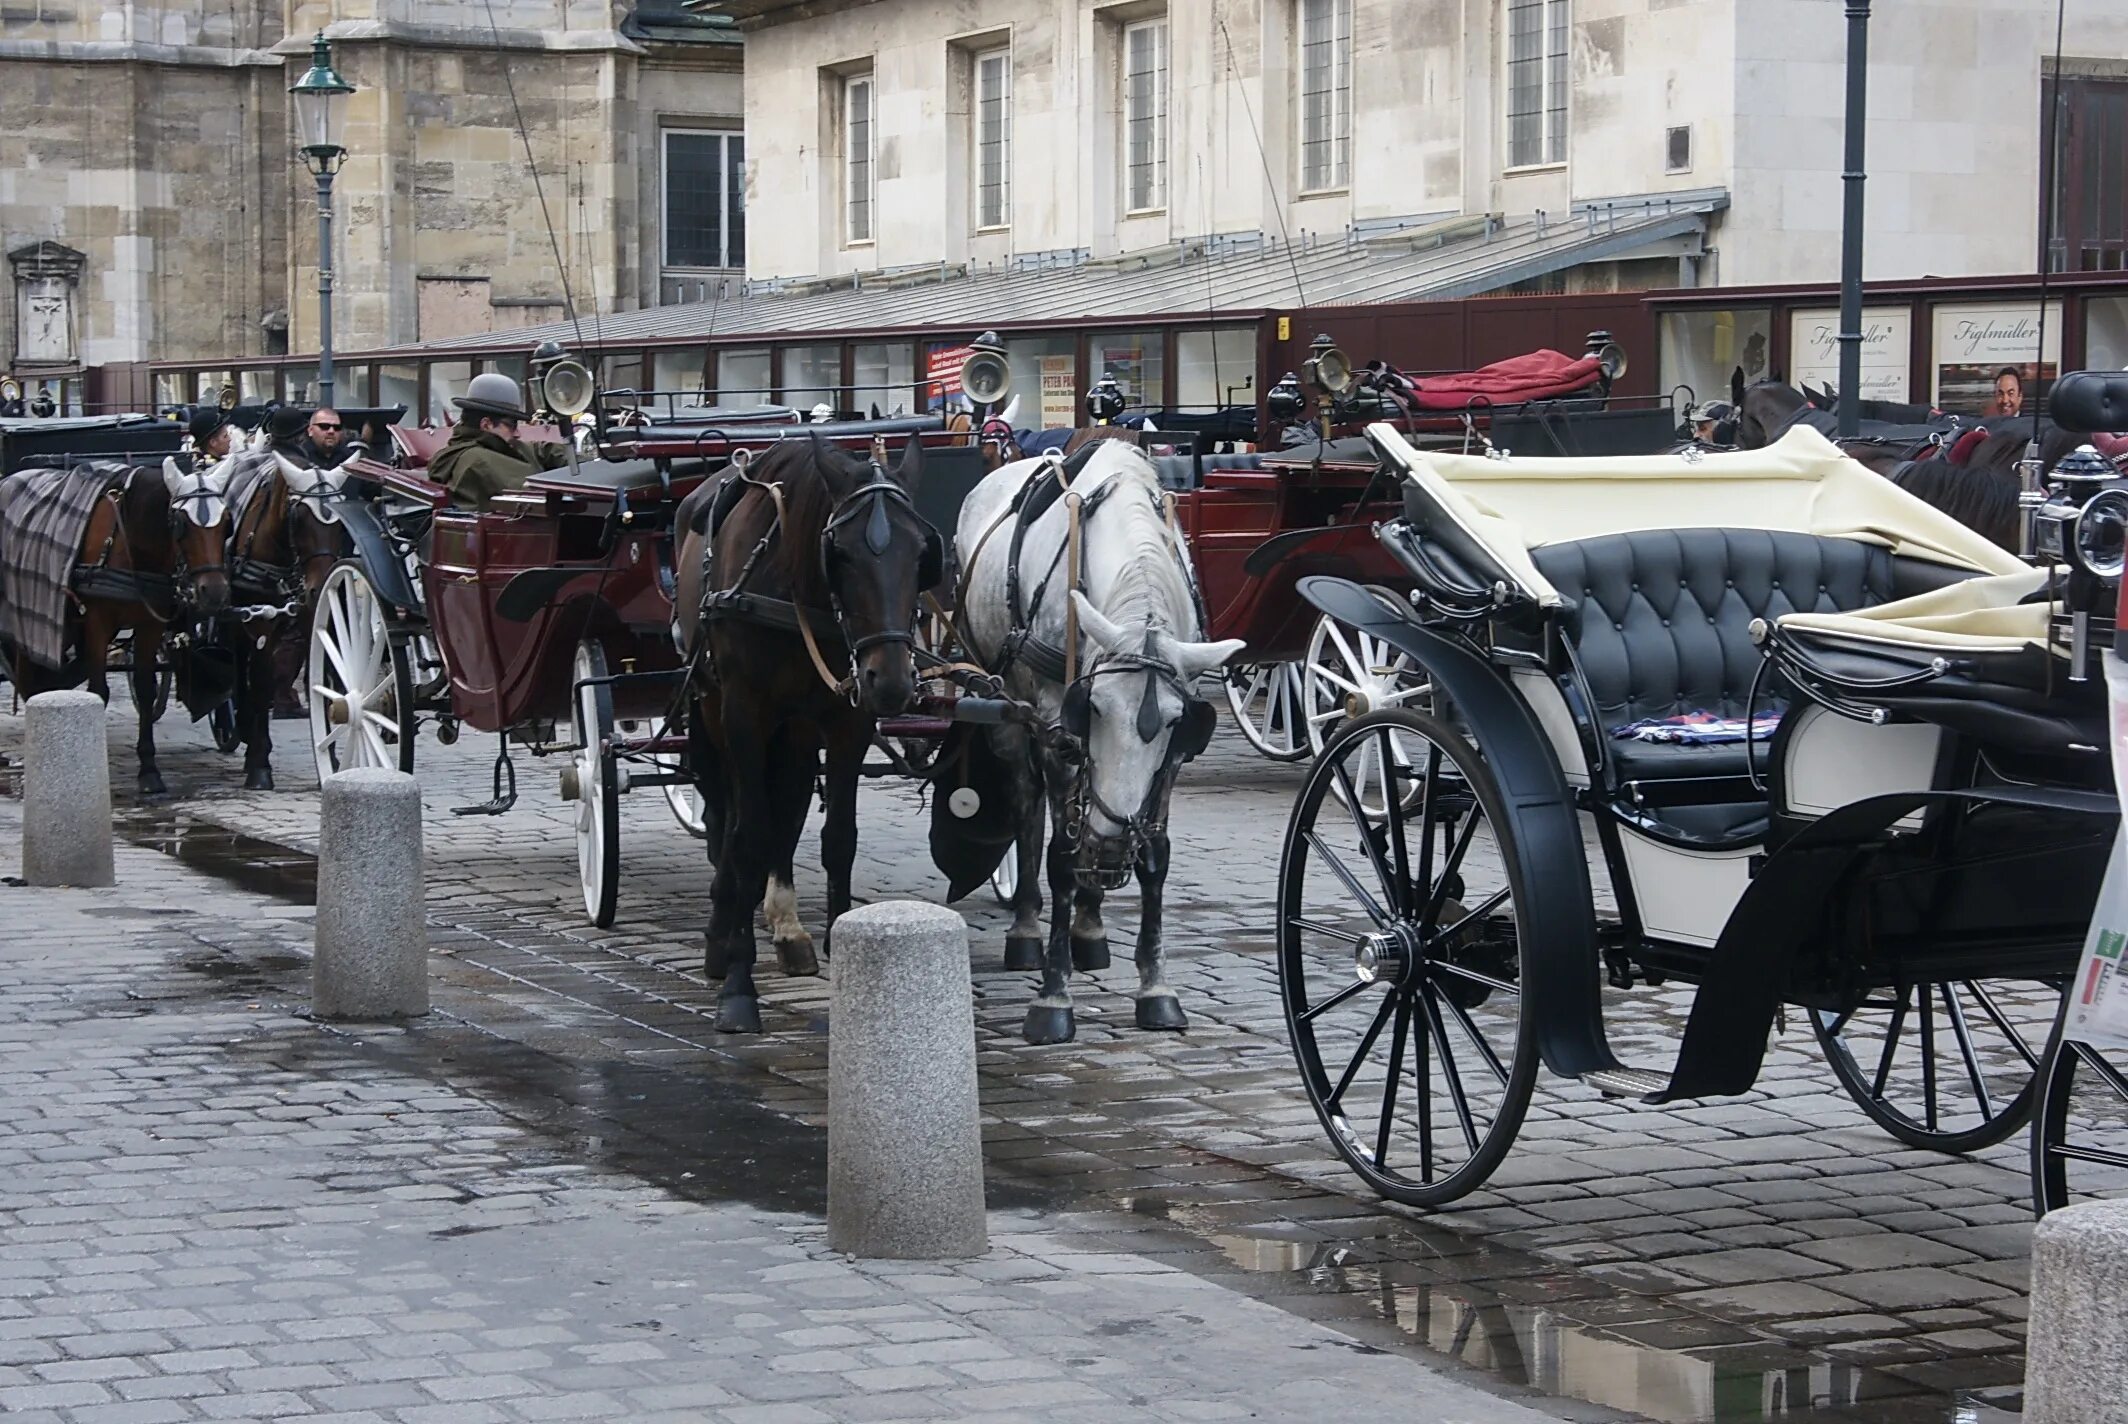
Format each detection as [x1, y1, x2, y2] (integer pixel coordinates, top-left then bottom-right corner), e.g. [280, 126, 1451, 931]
[187, 408, 230, 444]
[268, 405, 312, 444]
[454, 372, 531, 423]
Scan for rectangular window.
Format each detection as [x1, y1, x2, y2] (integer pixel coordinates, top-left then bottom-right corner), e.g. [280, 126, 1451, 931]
[974, 49, 1011, 229]
[2045, 75, 2128, 273]
[1508, 0, 1569, 167]
[781, 344, 843, 414]
[717, 347, 772, 407]
[853, 342, 916, 416]
[845, 73, 876, 244]
[1092, 331, 1166, 411]
[663, 129, 746, 270]
[1297, 0, 1351, 192]
[1124, 19, 1169, 213]
[1176, 327, 1257, 411]
[652, 347, 709, 397]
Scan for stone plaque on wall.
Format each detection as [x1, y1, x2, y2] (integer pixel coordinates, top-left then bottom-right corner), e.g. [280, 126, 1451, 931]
[9, 241, 87, 366]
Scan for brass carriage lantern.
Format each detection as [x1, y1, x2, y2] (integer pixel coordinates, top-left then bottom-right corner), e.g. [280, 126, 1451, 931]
[290, 33, 354, 409]
[1302, 333, 1354, 401]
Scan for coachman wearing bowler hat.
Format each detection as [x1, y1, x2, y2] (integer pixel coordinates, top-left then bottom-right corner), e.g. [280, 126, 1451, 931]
[430, 372, 572, 510]
[187, 407, 237, 462]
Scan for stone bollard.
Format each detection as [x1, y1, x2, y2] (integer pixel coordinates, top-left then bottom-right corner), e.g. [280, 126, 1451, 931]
[312, 767, 428, 1021]
[2027, 1199, 2128, 1422]
[827, 900, 987, 1258]
[21, 690, 114, 888]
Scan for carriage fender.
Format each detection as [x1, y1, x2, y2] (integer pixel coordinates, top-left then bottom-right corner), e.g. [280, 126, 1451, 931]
[1297, 576, 1624, 1080]
[333, 499, 421, 611]
[1655, 784, 2119, 1104]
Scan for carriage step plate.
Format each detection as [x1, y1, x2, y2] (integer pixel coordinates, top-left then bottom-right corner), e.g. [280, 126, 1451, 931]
[1581, 1067, 1668, 1099]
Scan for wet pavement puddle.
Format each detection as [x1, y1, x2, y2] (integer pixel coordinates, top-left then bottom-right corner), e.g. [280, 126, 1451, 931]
[117, 809, 2024, 1424]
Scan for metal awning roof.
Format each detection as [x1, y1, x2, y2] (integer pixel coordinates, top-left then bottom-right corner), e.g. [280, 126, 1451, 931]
[415, 189, 1725, 356]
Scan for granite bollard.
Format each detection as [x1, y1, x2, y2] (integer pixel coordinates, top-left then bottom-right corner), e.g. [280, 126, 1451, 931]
[21, 689, 114, 887]
[312, 767, 428, 1020]
[2027, 1198, 2128, 1422]
[827, 900, 987, 1258]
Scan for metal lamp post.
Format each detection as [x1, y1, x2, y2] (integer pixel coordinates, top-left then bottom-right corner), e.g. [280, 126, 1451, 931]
[290, 34, 354, 409]
[1834, 0, 1871, 438]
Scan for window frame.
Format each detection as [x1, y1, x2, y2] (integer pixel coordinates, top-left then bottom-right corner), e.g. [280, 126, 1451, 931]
[661, 127, 746, 271]
[1122, 17, 1170, 215]
[1506, 0, 1570, 171]
[2044, 74, 2128, 274]
[1296, 0, 1352, 195]
[845, 72, 878, 246]
[972, 47, 1012, 231]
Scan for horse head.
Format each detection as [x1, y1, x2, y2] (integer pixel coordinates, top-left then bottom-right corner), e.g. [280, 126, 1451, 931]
[1734, 380, 1809, 450]
[274, 456, 352, 600]
[160, 457, 231, 615]
[813, 433, 937, 718]
[1063, 590, 1242, 886]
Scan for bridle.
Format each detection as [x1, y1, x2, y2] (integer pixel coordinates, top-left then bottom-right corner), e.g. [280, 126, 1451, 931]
[1056, 638, 1209, 885]
[158, 458, 230, 593]
[815, 463, 933, 668]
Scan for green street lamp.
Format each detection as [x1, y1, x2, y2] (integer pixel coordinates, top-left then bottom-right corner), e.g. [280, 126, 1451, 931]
[290, 33, 354, 409]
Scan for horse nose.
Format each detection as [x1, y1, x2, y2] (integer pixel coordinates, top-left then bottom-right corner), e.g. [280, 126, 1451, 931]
[860, 662, 914, 718]
[195, 574, 230, 616]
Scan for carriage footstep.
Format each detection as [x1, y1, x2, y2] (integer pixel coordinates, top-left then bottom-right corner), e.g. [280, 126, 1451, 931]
[715, 996, 763, 1034]
[1581, 1067, 1668, 1099]
[1134, 995, 1187, 1032]
[1002, 934, 1045, 971]
[1022, 1005, 1076, 1044]
[1070, 933, 1110, 972]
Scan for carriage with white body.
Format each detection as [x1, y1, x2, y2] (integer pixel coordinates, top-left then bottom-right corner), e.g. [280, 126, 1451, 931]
[1276, 378, 2128, 1207]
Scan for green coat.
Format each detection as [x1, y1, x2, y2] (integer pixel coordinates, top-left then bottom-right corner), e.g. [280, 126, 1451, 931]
[432, 422, 572, 509]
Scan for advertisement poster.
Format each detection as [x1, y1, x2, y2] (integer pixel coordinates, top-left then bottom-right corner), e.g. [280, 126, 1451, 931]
[1038, 354, 1076, 429]
[925, 341, 972, 411]
[1788, 307, 1912, 402]
[1931, 300, 2061, 418]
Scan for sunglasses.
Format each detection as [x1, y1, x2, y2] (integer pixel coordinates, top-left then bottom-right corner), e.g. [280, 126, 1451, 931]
[311, 422, 342, 432]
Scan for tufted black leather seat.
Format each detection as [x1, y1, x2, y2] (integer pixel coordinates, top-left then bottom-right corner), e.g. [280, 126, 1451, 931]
[1150, 452, 1264, 491]
[1530, 529, 1901, 799]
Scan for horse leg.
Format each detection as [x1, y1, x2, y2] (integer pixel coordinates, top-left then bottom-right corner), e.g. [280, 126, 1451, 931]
[242, 628, 275, 791]
[1070, 883, 1110, 971]
[125, 621, 166, 798]
[1131, 829, 1186, 1031]
[706, 707, 774, 1033]
[1002, 726, 1048, 971]
[1022, 755, 1080, 1045]
[764, 733, 820, 977]
[817, 719, 871, 964]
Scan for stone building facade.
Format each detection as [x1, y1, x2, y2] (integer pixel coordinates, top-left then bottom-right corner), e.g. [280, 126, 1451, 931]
[729, 0, 2128, 291]
[1, 0, 739, 410]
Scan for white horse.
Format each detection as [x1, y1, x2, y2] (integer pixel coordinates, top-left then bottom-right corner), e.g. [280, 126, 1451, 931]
[956, 440, 1241, 1044]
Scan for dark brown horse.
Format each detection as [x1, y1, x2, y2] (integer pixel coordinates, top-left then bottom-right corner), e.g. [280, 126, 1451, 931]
[673, 435, 937, 1034]
[12, 462, 231, 796]
[221, 460, 348, 789]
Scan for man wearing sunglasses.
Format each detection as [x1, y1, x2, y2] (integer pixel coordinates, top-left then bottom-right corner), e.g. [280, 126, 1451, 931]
[302, 407, 354, 468]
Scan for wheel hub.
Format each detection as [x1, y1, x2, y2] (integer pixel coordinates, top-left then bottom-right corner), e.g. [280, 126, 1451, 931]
[1355, 922, 1424, 985]
[324, 694, 350, 727]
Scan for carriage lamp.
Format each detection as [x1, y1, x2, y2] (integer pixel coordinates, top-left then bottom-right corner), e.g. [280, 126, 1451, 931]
[1266, 373, 1304, 424]
[1302, 335, 1354, 399]
[2030, 445, 2128, 682]
[290, 33, 354, 410]
[1585, 329, 1629, 386]
[959, 331, 1011, 410]
[1086, 375, 1127, 425]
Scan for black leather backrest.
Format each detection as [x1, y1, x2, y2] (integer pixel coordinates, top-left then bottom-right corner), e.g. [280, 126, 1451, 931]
[2051, 371, 2128, 436]
[1531, 529, 1896, 725]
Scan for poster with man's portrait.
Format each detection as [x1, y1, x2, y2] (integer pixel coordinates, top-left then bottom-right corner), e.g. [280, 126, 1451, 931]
[1932, 301, 2061, 418]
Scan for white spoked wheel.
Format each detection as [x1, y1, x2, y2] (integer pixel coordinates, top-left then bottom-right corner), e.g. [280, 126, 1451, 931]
[1224, 662, 1309, 762]
[309, 560, 416, 780]
[659, 755, 708, 840]
[990, 842, 1018, 906]
[1300, 613, 1430, 816]
[573, 642, 620, 928]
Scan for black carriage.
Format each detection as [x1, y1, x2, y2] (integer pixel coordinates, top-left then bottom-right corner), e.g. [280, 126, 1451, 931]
[1275, 374, 2128, 1208]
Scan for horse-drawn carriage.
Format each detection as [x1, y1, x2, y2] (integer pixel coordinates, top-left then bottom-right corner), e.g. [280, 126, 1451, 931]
[1273, 369, 2128, 1207]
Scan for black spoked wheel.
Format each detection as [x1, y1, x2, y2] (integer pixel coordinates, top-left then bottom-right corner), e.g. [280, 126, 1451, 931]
[210, 700, 242, 754]
[1278, 707, 1538, 1208]
[2033, 1024, 2128, 1216]
[1810, 977, 2061, 1154]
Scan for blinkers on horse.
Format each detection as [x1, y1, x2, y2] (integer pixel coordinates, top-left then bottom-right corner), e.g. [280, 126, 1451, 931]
[1055, 628, 1217, 885]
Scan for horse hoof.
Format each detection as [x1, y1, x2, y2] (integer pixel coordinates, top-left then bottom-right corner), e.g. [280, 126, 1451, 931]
[138, 774, 168, 799]
[1135, 995, 1189, 1032]
[243, 766, 273, 792]
[715, 996, 762, 1034]
[776, 937, 820, 978]
[1003, 934, 1045, 971]
[1022, 1005, 1076, 1045]
[1071, 933, 1111, 972]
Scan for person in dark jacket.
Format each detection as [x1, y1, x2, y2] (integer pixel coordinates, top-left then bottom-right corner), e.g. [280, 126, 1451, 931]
[188, 407, 236, 462]
[301, 407, 353, 468]
[430, 374, 571, 509]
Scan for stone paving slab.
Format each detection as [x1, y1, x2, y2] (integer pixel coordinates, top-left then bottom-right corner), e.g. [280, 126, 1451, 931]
[0, 702, 2053, 1421]
[0, 803, 1578, 1424]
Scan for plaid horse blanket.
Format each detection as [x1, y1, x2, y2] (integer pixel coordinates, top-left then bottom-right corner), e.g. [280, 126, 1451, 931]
[0, 461, 127, 671]
[217, 449, 280, 526]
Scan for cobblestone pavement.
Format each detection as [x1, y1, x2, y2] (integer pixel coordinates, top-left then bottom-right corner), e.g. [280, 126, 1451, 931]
[2, 702, 2052, 1422]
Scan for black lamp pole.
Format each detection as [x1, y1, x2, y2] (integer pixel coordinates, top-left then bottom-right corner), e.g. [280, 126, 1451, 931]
[1835, 0, 1871, 438]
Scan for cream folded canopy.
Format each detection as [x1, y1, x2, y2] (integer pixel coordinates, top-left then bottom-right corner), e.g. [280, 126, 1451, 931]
[1773, 569, 2059, 656]
[1372, 422, 2028, 610]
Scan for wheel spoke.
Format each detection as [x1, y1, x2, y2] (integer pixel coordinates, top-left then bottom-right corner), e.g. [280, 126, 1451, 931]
[316, 626, 354, 689]
[1421, 982, 1481, 1152]
[1309, 665, 1363, 697]
[1963, 980, 2044, 1069]
[1941, 985, 1994, 1121]
[1303, 831, 1391, 927]
[1869, 986, 1914, 1100]
[1291, 916, 1365, 946]
[1414, 742, 1441, 893]
[1331, 755, 1400, 914]
[1414, 985, 1434, 1181]
[1434, 887, 1510, 945]
[1300, 976, 1378, 1024]
[1430, 957, 1520, 997]
[1438, 989, 1513, 1086]
[1323, 621, 1362, 676]
[1426, 809, 1483, 922]
[1379, 728, 1412, 917]
[1327, 992, 1399, 1109]
[2070, 1041, 2128, 1104]
[1919, 982, 1939, 1132]
[1374, 999, 1412, 1169]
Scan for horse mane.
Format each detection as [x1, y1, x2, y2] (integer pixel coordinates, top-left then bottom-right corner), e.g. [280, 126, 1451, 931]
[1961, 424, 2080, 473]
[1073, 443, 1197, 637]
[1888, 459, 2019, 551]
[758, 436, 857, 608]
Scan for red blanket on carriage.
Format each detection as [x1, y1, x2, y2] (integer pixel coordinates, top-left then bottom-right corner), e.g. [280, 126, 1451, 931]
[1404, 349, 1606, 411]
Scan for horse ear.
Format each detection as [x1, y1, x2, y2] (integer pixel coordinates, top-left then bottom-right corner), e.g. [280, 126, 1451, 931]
[893, 432, 924, 489]
[1174, 638, 1246, 680]
[1730, 367, 1746, 406]
[1069, 590, 1131, 654]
